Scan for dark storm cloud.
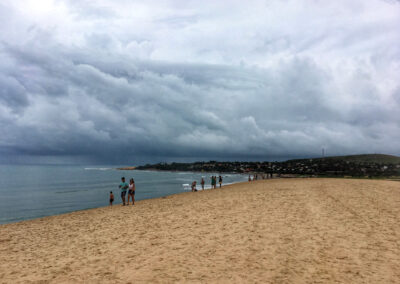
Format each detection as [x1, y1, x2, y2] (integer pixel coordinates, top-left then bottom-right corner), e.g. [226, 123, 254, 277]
[0, 0, 399, 164]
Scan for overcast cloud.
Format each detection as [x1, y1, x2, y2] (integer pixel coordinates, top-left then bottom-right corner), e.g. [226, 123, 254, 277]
[0, 0, 399, 164]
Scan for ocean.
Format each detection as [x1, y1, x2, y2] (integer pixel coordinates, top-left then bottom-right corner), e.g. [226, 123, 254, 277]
[0, 165, 247, 224]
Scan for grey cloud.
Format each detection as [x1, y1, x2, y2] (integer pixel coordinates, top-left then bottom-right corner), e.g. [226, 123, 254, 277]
[0, 75, 28, 109]
[0, 0, 399, 164]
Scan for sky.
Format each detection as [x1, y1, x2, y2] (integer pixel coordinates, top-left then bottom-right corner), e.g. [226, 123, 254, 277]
[0, 0, 399, 165]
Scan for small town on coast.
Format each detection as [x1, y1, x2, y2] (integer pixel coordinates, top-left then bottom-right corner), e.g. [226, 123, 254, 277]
[129, 154, 400, 179]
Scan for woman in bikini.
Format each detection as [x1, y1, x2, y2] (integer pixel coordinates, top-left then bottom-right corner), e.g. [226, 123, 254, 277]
[127, 178, 136, 205]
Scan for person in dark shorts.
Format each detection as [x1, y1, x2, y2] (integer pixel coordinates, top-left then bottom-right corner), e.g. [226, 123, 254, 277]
[119, 177, 128, 206]
[201, 177, 205, 190]
[128, 178, 136, 205]
[219, 175, 223, 188]
[109, 191, 114, 206]
[191, 180, 197, 192]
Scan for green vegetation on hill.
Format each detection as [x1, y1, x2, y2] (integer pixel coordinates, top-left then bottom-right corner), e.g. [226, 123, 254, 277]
[135, 154, 400, 178]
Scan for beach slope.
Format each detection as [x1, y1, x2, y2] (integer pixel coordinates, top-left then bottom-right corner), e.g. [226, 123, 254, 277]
[0, 178, 399, 283]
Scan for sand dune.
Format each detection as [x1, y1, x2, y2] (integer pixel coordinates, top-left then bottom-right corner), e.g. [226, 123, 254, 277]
[0, 178, 399, 283]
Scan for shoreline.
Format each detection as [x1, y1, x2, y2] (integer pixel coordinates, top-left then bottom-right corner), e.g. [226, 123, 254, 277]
[118, 167, 400, 180]
[2, 174, 397, 226]
[0, 185, 193, 228]
[2, 173, 397, 226]
[116, 166, 136, 170]
[1, 178, 399, 283]
[0, 178, 248, 227]
[117, 167, 247, 175]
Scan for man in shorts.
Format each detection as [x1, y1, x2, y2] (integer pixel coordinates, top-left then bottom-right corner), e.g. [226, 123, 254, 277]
[119, 177, 129, 206]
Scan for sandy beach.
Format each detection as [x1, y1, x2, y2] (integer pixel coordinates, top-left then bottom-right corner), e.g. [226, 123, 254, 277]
[0, 178, 399, 283]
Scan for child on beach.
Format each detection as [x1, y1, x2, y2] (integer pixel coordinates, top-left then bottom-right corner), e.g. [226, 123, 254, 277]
[201, 178, 205, 190]
[109, 191, 114, 206]
[191, 181, 197, 192]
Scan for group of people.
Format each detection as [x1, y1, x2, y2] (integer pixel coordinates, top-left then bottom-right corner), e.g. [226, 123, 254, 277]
[110, 174, 225, 205]
[248, 173, 273, 181]
[109, 177, 136, 206]
[191, 175, 223, 191]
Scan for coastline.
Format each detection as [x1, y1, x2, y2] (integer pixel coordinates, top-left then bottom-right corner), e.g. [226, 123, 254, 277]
[116, 167, 248, 176]
[0, 183, 204, 227]
[0, 175, 248, 226]
[1, 178, 399, 283]
[122, 154, 400, 178]
[116, 166, 136, 170]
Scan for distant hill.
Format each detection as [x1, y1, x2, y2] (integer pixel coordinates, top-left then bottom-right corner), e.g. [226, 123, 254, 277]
[135, 153, 400, 177]
[300, 154, 400, 164]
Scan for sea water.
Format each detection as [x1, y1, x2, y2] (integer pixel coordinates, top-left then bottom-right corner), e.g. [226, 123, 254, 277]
[0, 165, 247, 224]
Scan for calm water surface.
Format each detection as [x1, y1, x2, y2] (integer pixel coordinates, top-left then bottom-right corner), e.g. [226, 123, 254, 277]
[0, 165, 246, 224]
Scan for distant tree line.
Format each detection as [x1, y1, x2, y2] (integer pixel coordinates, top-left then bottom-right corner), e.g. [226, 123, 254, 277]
[136, 157, 400, 178]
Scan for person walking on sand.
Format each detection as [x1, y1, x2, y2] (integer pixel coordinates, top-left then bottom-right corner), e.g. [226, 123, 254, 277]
[201, 177, 205, 190]
[127, 178, 136, 205]
[109, 191, 114, 206]
[219, 175, 223, 188]
[191, 180, 197, 192]
[119, 177, 128, 206]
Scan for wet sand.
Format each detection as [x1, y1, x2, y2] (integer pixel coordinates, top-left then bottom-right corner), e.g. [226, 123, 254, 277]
[0, 178, 399, 283]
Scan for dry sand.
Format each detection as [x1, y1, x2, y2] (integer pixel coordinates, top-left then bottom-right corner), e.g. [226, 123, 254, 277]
[0, 178, 399, 283]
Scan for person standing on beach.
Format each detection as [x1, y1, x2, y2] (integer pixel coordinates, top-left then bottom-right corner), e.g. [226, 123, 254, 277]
[119, 177, 128, 206]
[191, 180, 197, 192]
[201, 178, 205, 190]
[127, 178, 136, 205]
[219, 175, 223, 188]
[109, 191, 114, 206]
